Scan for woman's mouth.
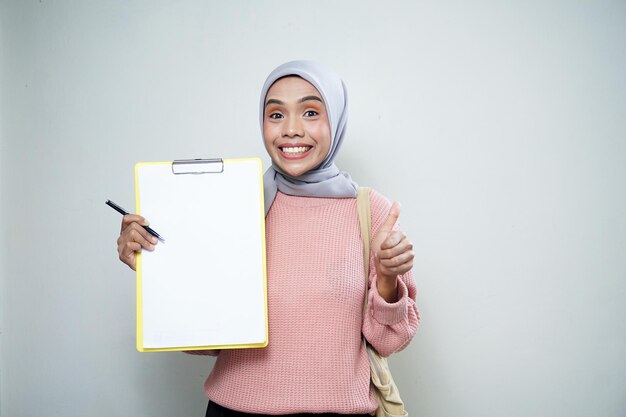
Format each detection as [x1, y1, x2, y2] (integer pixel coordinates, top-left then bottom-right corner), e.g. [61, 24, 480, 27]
[279, 145, 313, 159]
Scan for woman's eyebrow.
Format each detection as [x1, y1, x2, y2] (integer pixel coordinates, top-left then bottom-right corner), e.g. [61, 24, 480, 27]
[265, 98, 284, 107]
[265, 96, 323, 107]
[298, 95, 323, 104]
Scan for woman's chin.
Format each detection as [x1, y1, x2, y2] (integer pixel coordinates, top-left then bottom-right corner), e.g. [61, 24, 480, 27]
[276, 162, 312, 178]
[282, 168, 309, 177]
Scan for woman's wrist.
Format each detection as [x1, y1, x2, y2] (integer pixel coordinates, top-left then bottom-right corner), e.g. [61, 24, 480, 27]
[376, 275, 399, 303]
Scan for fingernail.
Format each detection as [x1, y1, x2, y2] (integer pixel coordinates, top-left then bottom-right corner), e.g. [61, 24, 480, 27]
[151, 237, 158, 244]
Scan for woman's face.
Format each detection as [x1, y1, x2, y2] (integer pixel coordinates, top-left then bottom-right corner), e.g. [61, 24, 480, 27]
[263, 76, 331, 177]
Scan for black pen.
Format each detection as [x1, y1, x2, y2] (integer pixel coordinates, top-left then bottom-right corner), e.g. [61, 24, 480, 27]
[106, 199, 165, 242]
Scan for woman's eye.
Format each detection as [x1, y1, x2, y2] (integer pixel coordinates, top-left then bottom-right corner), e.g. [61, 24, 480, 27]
[304, 110, 318, 117]
[269, 113, 283, 119]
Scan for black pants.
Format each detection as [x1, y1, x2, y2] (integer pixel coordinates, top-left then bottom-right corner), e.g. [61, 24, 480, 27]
[206, 401, 372, 417]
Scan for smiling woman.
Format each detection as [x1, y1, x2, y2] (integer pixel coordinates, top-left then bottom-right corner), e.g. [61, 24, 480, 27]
[258, 61, 358, 216]
[263, 76, 332, 177]
[115, 60, 419, 417]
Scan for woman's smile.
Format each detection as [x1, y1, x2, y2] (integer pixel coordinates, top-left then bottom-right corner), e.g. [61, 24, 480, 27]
[278, 143, 314, 159]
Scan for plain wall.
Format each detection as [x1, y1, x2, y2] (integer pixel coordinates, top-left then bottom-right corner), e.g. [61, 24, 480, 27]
[1, 1, 625, 416]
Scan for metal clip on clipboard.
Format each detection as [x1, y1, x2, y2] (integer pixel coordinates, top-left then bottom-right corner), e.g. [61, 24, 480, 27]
[171, 158, 224, 175]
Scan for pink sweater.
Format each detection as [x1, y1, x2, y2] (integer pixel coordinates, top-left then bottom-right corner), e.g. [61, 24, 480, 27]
[187, 190, 419, 415]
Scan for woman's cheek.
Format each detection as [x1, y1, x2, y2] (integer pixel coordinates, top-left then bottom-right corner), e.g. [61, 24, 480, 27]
[263, 124, 277, 147]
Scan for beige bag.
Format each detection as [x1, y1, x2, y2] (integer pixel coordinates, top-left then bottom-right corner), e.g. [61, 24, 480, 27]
[357, 187, 409, 417]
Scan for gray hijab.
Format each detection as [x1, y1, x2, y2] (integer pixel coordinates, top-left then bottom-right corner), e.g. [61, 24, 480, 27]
[260, 60, 358, 215]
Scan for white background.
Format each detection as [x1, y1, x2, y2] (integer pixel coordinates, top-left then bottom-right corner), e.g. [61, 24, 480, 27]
[1, 1, 624, 416]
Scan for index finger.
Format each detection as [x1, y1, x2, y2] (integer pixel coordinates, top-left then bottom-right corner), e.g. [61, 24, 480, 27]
[380, 230, 406, 252]
[121, 214, 149, 230]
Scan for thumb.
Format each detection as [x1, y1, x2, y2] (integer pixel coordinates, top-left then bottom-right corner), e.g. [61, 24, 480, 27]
[381, 201, 401, 232]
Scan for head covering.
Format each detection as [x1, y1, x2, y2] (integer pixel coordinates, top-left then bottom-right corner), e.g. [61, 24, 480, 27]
[260, 60, 358, 215]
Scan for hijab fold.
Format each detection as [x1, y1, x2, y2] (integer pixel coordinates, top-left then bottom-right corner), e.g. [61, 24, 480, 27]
[260, 60, 358, 215]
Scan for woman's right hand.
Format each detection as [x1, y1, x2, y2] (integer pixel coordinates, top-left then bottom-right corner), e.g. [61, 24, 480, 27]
[117, 214, 158, 271]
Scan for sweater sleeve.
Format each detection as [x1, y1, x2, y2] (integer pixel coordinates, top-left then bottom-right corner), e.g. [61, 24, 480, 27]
[361, 189, 420, 357]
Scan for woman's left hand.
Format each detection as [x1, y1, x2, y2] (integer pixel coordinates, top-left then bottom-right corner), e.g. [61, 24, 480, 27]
[372, 202, 414, 302]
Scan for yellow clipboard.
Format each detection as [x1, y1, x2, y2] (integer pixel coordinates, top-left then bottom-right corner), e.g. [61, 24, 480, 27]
[134, 158, 268, 352]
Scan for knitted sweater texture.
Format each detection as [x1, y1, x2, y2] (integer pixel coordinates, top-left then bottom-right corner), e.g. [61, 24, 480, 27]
[187, 190, 419, 415]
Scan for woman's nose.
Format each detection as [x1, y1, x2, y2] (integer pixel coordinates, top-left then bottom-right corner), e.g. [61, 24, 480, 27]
[283, 117, 304, 137]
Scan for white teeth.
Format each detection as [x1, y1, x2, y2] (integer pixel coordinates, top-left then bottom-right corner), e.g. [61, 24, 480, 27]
[282, 146, 310, 154]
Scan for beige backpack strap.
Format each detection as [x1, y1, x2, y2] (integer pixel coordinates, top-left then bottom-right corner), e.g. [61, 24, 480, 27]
[356, 187, 372, 311]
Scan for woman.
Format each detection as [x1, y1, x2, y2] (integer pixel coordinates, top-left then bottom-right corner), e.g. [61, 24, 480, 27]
[117, 61, 419, 416]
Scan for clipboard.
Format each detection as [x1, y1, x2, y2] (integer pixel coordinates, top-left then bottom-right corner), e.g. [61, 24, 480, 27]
[134, 158, 268, 352]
